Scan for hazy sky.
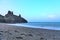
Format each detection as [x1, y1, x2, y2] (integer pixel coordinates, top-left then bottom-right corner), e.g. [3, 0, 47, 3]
[0, 0, 60, 22]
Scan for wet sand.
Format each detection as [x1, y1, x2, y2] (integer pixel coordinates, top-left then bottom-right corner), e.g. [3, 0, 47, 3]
[0, 23, 60, 40]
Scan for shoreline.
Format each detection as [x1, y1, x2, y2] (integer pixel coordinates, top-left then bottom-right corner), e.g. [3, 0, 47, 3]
[0, 23, 60, 40]
[7, 23, 60, 31]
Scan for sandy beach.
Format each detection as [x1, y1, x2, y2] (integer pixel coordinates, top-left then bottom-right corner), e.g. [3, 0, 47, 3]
[0, 23, 60, 40]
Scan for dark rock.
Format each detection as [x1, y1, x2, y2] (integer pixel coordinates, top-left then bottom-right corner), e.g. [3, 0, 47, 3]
[40, 37, 44, 40]
[21, 33, 25, 35]
[0, 33, 2, 35]
[16, 37, 23, 39]
[28, 34, 33, 37]
[0, 10, 28, 23]
[9, 33, 12, 35]
[0, 31, 3, 32]
[20, 33, 26, 36]
[14, 30, 19, 33]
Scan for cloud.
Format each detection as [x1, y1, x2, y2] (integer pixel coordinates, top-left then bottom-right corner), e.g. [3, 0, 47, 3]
[47, 14, 56, 19]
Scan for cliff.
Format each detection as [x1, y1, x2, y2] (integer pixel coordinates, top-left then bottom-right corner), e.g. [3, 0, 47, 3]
[0, 11, 28, 23]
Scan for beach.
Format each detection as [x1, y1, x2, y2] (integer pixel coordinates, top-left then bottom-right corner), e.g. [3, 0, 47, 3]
[0, 23, 60, 40]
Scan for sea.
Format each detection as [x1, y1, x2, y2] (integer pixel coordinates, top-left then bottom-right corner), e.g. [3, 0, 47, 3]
[8, 22, 60, 30]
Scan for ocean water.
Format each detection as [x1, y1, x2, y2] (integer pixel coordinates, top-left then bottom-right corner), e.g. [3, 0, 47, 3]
[8, 22, 60, 30]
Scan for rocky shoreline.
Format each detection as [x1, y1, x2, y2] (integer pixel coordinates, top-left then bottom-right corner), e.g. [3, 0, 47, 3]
[0, 23, 60, 40]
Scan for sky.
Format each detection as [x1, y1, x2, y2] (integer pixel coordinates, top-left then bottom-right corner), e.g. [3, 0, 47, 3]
[0, 0, 60, 22]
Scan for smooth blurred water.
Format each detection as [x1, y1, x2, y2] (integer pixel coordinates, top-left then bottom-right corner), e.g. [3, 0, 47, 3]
[8, 22, 60, 30]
